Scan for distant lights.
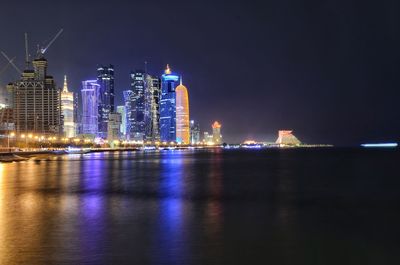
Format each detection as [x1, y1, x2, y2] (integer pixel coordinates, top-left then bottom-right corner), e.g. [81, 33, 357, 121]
[361, 143, 398, 148]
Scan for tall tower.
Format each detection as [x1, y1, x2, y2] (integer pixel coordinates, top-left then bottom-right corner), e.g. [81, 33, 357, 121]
[61, 75, 75, 138]
[144, 74, 161, 141]
[81, 80, 99, 135]
[123, 90, 133, 140]
[130, 70, 145, 140]
[12, 56, 62, 135]
[212, 121, 222, 144]
[97, 65, 115, 138]
[160, 64, 179, 142]
[175, 78, 190, 144]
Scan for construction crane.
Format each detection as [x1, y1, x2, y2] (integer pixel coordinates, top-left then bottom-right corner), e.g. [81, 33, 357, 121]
[38, 28, 63, 55]
[1, 51, 22, 74]
[0, 56, 16, 76]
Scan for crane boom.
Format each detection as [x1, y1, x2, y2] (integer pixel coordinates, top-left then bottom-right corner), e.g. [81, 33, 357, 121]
[1, 51, 21, 74]
[0, 56, 16, 75]
[41, 28, 63, 54]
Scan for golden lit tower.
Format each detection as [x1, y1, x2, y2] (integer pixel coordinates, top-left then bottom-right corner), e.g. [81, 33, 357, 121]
[61, 75, 75, 137]
[212, 121, 222, 144]
[175, 77, 190, 144]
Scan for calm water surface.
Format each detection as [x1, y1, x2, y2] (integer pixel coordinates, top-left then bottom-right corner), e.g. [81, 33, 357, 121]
[0, 148, 399, 265]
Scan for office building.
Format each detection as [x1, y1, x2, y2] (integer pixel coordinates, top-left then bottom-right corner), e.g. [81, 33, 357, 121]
[81, 80, 99, 135]
[144, 74, 160, 141]
[61, 75, 75, 138]
[123, 90, 133, 140]
[190, 120, 200, 144]
[116, 105, 126, 137]
[11, 55, 62, 135]
[0, 104, 14, 134]
[175, 79, 190, 144]
[160, 64, 179, 142]
[130, 70, 145, 140]
[212, 121, 222, 144]
[107, 112, 121, 145]
[97, 65, 115, 138]
[74, 92, 81, 135]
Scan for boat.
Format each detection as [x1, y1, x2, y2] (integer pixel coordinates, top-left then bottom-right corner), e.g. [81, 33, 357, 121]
[65, 147, 91, 154]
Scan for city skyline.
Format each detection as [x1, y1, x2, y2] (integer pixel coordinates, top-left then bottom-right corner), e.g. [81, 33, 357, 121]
[0, 1, 399, 145]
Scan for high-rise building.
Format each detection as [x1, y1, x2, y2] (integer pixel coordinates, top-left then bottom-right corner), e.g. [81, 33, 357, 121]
[97, 65, 115, 138]
[130, 70, 145, 140]
[116, 105, 126, 137]
[160, 64, 179, 142]
[61, 75, 75, 138]
[144, 74, 160, 141]
[81, 80, 99, 135]
[0, 104, 14, 134]
[175, 79, 190, 144]
[123, 90, 133, 140]
[190, 120, 200, 144]
[212, 121, 222, 144]
[11, 54, 62, 135]
[74, 92, 81, 135]
[107, 112, 121, 145]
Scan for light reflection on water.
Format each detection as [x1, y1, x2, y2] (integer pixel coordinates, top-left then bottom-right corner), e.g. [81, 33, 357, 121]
[0, 149, 399, 264]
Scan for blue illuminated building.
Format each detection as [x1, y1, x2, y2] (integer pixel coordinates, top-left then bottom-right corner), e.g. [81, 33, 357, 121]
[130, 70, 146, 140]
[97, 65, 115, 138]
[123, 90, 133, 140]
[160, 64, 180, 142]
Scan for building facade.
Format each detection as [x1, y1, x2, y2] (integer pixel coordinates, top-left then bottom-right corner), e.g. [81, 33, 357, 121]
[61, 75, 75, 138]
[81, 80, 99, 135]
[144, 74, 160, 141]
[212, 121, 222, 144]
[107, 112, 121, 144]
[175, 79, 190, 144]
[130, 70, 145, 140]
[190, 120, 200, 144]
[123, 90, 133, 140]
[97, 65, 115, 138]
[160, 64, 179, 142]
[11, 56, 62, 135]
[116, 105, 126, 138]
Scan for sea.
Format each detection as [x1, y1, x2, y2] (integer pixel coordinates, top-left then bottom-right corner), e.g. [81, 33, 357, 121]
[0, 148, 399, 265]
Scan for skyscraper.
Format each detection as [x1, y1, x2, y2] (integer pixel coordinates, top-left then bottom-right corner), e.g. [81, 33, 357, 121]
[123, 90, 133, 140]
[74, 92, 81, 135]
[81, 80, 99, 135]
[97, 65, 115, 138]
[130, 70, 145, 140]
[107, 112, 121, 145]
[175, 79, 190, 144]
[11, 54, 62, 135]
[190, 120, 200, 144]
[212, 121, 222, 144]
[116, 105, 126, 137]
[144, 74, 160, 141]
[61, 75, 75, 138]
[160, 64, 179, 142]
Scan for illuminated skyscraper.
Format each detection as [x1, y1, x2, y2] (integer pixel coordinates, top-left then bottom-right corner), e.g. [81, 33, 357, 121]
[160, 64, 179, 142]
[116, 105, 126, 137]
[61, 75, 75, 138]
[212, 121, 222, 144]
[190, 120, 200, 144]
[130, 70, 145, 140]
[175, 79, 190, 144]
[97, 65, 115, 138]
[81, 80, 99, 135]
[11, 55, 62, 135]
[107, 112, 121, 144]
[123, 90, 134, 140]
[74, 92, 81, 135]
[144, 74, 161, 141]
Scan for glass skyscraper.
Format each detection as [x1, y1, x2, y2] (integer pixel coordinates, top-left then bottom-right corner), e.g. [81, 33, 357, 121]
[144, 74, 161, 141]
[130, 70, 145, 140]
[123, 90, 133, 140]
[81, 80, 99, 135]
[116, 105, 126, 137]
[160, 64, 179, 142]
[97, 65, 115, 138]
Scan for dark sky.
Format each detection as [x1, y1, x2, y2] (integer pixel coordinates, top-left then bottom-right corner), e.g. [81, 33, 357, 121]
[0, 0, 399, 145]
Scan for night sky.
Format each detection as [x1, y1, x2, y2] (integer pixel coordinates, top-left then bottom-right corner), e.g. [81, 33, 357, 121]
[0, 0, 399, 145]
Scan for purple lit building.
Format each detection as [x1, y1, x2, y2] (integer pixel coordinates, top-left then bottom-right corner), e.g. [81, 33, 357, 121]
[81, 80, 100, 135]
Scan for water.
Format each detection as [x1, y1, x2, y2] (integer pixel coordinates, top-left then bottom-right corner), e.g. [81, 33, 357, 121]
[0, 148, 399, 265]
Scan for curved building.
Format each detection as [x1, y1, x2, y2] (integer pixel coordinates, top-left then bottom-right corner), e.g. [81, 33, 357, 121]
[175, 79, 190, 144]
